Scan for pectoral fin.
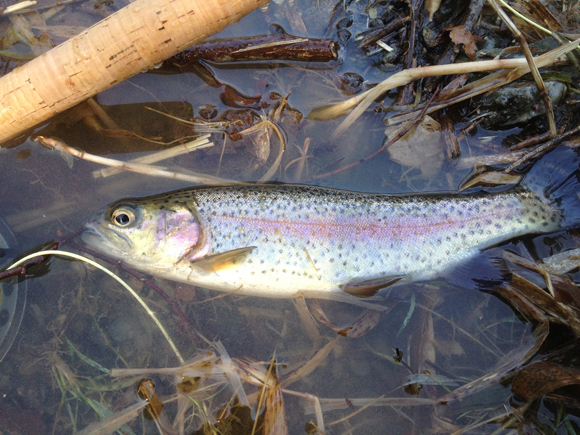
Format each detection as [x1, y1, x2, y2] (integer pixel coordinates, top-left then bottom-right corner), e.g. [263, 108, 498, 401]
[344, 275, 408, 298]
[190, 247, 256, 273]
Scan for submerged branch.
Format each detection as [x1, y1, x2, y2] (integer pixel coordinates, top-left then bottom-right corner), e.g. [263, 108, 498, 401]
[167, 31, 339, 66]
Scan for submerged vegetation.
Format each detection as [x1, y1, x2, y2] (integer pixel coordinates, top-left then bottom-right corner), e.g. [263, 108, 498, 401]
[2, 0, 580, 433]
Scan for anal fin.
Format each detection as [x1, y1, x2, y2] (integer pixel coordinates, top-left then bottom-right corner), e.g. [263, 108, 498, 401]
[343, 275, 408, 298]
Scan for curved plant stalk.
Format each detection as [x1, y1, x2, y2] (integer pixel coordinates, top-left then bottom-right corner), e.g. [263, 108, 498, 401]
[8, 250, 185, 364]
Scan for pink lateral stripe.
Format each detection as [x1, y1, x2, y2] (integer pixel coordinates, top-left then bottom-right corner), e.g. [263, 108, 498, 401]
[217, 212, 502, 242]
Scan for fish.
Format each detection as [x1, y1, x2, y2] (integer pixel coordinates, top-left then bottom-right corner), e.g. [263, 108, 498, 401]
[82, 146, 580, 306]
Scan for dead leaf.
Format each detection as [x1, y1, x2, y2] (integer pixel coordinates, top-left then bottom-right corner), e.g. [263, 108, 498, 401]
[293, 296, 321, 342]
[281, 339, 338, 388]
[260, 359, 288, 435]
[387, 115, 445, 177]
[410, 289, 441, 374]
[309, 300, 387, 338]
[512, 361, 580, 402]
[458, 170, 522, 191]
[434, 340, 465, 357]
[447, 25, 482, 60]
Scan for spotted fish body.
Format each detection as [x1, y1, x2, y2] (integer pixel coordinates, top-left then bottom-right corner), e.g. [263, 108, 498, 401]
[190, 185, 559, 292]
[84, 180, 565, 301]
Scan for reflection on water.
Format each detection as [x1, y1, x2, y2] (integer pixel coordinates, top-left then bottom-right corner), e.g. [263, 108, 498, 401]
[1, 0, 580, 433]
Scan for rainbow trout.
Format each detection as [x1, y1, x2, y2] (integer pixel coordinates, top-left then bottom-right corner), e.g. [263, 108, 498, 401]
[82, 147, 580, 305]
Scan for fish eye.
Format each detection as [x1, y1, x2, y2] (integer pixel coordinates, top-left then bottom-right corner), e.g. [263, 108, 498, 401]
[111, 208, 135, 227]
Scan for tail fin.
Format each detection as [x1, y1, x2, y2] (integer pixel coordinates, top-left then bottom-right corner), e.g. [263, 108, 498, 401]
[523, 145, 580, 230]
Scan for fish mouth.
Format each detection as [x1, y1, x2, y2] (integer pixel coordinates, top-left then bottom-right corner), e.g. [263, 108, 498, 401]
[82, 222, 132, 257]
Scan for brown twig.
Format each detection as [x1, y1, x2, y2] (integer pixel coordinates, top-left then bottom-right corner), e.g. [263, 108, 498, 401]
[398, 0, 423, 105]
[488, 0, 557, 137]
[508, 123, 566, 151]
[505, 125, 580, 173]
[0, 241, 60, 280]
[307, 86, 440, 181]
[167, 31, 339, 66]
[508, 130, 553, 151]
[424, 0, 487, 92]
[440, 113, 461, 159]
[359, 16, 410, 48]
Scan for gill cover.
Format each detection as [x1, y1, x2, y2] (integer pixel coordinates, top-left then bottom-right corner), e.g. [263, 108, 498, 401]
[104, 199, 211, 264]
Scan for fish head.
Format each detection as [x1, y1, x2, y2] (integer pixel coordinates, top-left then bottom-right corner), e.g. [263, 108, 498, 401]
[82, 197, 211, 273]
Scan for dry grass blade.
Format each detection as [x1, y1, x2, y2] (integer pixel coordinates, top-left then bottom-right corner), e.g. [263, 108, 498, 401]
[214, 341, 250, 407]
[542, 248, 580, 275]
[503, 251, 554, 296]
[255, 358, 288, 435]
[308, 87, 440, 181]
[232, 38, 309, 53]
[9, 250, 185, 364]
[436, 320, 549, 404]
[458, 170, 522, 191]
[304, 397, 438, 413]
[35, 136, 235, 185]
[93, 135, 213, 178]
[308, 58, 523, 132]
[281, 338, 339, 388]
[326, 395, 385, 427]
[280, 389, 326, 434]
[426, 0, 442, 21]
[488, 0, 557, 137]
[75, 401, 148, 435]
[385, 38, 580, 126]
[325, 58, 533, 139]
[507, 273, 580, 335]
[293, 296, 321, 342]
[309, 300, 387, 338]
[253, 119, 287, 183]
[497, 0, 556, 36]
[300, 290, 390, 310]
[110, 352, 220, 378]
[3, 1, 37, 14]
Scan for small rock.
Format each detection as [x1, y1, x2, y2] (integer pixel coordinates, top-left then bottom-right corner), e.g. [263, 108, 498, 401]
[480, 80, 566, 129]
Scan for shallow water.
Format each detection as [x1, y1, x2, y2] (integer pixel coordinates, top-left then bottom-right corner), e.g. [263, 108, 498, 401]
[1, 1, 580, 434]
